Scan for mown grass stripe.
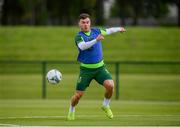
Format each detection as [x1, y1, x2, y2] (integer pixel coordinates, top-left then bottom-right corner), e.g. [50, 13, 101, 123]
[1, 114, 180, 119]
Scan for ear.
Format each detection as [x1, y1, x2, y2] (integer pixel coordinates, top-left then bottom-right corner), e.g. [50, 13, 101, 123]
[78, 21, 80, 26]
[78, 20, 81, 27]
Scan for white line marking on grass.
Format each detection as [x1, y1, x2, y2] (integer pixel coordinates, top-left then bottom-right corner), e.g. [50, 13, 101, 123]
[0, 114, 180, 120]
[4, 126, 180, 127]
[1, 125, 180, 127]
[0, 123, 20, 126]
[110, 100, 180, 106]
[0, 116, 66, 119]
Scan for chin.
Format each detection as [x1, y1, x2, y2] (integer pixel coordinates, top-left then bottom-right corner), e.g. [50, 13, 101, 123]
[84, 29, 90, 32]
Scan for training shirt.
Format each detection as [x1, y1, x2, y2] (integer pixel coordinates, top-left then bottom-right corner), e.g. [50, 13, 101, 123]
[75, 28, 107, 65]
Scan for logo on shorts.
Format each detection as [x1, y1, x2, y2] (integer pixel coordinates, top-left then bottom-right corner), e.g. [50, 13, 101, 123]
[105, 69, 109, 74]
[77, 76, 82, 83]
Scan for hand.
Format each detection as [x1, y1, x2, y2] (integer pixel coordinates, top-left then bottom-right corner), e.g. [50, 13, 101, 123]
[96, 34, 104, 41]
[120, 27, 126, 33]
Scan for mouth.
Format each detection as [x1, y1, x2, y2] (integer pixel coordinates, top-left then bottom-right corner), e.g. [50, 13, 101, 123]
[84, 27, 89, 31]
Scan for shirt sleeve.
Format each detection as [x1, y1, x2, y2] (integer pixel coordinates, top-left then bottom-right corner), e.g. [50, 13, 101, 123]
[78, 39, 97, 50]
[106, 27, 122, 35]
[75, 35, 83, 45]
[99, 28, 108, 36]
[99, 27, 123, 36]
[75, 34, 97, 50]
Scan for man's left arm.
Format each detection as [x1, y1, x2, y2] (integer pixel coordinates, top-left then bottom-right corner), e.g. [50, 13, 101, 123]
[100, 27, 126, 36]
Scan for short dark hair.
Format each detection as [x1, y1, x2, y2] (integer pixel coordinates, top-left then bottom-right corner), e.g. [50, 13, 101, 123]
[79, 13, 90, 20]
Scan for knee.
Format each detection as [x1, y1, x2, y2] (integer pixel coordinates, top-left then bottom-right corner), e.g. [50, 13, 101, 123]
[73, 92, 83, 100]
[108, 83, 114, 91]
[104, 80, 114, 91]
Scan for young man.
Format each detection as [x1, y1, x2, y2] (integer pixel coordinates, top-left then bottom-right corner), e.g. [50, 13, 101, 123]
[67, 13, 126, 120]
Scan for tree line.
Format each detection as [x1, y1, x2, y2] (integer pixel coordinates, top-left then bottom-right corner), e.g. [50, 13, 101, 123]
[0, 0, 179, 26]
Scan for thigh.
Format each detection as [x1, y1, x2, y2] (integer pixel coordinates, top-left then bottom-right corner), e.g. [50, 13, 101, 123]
[94, 66, 112, 85]
[76, 68, 94, 91]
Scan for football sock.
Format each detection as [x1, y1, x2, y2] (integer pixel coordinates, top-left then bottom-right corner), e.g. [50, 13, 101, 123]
[103, 98, 110, 107]
[69, 104, 75, 113]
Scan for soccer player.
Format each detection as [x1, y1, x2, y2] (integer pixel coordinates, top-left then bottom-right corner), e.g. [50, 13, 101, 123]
[67, 13, 126, 120]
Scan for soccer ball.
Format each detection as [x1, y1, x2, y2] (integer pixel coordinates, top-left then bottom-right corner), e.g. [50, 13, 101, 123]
[46, 69, 62, 84]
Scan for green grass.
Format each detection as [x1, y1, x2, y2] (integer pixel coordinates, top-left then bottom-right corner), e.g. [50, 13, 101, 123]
[0, 100, 180, 126]
[1, 74, 180, 101]
[0, 26, 180, 61]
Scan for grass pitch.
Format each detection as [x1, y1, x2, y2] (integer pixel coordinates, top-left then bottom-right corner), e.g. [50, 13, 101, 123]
[0, 100, 180, 126]
[0, 73, 180, 126]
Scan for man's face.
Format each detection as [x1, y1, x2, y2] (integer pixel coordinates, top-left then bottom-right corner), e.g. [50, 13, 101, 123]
[79, 18, 91, 32]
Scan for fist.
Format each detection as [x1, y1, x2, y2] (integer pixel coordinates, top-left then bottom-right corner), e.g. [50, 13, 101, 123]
[120, 27, 126, 33]
[96, 34, 104, 41]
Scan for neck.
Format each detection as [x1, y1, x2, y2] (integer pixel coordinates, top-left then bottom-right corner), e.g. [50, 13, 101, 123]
[81, 28, 91, 35]
[83, 30, 91, 36]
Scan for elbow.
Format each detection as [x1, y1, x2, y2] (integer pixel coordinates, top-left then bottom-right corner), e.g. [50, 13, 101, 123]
[78, 44, 87, 50]
[79, 46, 86, 50]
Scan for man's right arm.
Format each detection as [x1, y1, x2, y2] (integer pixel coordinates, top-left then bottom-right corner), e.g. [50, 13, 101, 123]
[75, 35, 103, 51]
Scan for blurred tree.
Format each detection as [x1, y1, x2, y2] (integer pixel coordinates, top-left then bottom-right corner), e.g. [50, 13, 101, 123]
[143, 0, 168, 18]
[131, 0, 144, 25]
[1, 0, 23, 25]
[95, 0, 104, 25]
[111, 0, 129, 26]
[47, 0, 97, 25]
[46, 0, 71, 25]
[0, 0, 4, 25]
[177, 1, 180, 26]
[1, 0, 48, 25]
[0, 0, 105, 26]
[166, 0, 180, 26]
[19, 0, 48, 25]
[111, 0, 170, 26]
